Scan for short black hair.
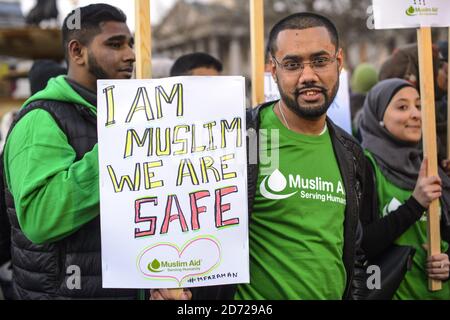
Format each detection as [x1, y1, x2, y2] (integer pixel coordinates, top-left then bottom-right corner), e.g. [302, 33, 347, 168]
[170, 52, 223, 76]
[62, 4, 127, 63]
[268, 12, 339, 57]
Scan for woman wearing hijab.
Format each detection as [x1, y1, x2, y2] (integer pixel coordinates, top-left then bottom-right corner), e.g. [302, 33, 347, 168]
[359, 78, 450, 299]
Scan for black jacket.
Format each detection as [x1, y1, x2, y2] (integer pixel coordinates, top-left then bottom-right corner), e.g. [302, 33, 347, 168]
[192, 101, 369, 300]
[0, 159, 10, 266]
[360, 155, 450, 260]
[4, 100, 137, 300]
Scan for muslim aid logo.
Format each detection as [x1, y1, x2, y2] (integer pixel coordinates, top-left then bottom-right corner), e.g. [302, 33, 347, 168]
[406, 1, 438, 17]
[260, 169, 297, 200]
[260, 169, 346, 204]
[137, 236, 222, 287]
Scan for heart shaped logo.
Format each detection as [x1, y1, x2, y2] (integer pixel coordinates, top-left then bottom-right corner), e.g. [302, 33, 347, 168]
[137, 235, 222, 286]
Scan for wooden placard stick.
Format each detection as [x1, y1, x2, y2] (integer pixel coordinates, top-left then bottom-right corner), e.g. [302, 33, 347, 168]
[417, 27, 442, 291]
[135, 0, 152, 79]
[250, 0, 265, 106]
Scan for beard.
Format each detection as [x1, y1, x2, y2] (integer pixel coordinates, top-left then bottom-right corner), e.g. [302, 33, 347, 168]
[278, 76, 340, 120]
[88, 51, 110, 80]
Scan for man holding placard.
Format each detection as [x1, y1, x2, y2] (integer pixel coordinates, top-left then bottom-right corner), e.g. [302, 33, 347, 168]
[2, 4, 137, 299]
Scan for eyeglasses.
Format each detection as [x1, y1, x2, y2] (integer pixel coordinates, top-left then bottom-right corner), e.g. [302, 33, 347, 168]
[271, 54, 338, 75]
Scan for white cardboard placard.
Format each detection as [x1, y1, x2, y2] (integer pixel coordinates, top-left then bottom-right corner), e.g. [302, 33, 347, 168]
[97, 77, 249, 289]
[373, 0, 450, 29]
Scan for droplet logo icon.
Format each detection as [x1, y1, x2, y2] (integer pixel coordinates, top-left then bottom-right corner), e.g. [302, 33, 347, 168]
[406, 6, 417, 16]
[268, 169, 287, 192]
[260, 169, 297, 200]
[382, 198, 402, 217]
[148, 259, 163, 273]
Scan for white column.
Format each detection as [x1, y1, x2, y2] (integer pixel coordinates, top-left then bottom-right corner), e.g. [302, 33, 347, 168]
[229, 37, 242, 75]
[209, 37, 220, 59]
[196, 39, 206, 52]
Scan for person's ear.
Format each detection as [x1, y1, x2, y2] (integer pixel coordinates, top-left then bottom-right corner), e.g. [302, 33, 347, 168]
[269, 56, 277, 83]
[68, 40, 87, 66]
[336, 48, 344, 73]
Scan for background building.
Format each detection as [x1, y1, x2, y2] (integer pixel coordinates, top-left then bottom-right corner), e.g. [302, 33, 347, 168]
[153, 0, 447, 77]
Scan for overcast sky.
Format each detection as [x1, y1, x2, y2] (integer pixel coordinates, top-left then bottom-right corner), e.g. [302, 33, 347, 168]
[20, 0, 177, 29]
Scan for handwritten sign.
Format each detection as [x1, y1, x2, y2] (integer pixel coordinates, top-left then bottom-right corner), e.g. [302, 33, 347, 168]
[373, 0, 450, 29]
[97, 77, 250, 289]
[264, 71, 352, 134]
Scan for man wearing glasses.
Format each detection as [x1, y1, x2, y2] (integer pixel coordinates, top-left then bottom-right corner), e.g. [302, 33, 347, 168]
[233, 11, 370, 300]
[153, 12, 370, 301]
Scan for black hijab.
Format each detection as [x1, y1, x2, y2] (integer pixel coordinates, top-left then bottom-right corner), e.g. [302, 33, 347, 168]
[360, 78, 420, 190]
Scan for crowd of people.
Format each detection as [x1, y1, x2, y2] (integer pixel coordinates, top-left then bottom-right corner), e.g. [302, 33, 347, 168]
[0, 3, 449, 300]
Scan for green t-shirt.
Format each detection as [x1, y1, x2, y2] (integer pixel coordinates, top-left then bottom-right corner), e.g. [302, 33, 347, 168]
[235, 105, 347, 300]
[366, 151, 450, 300]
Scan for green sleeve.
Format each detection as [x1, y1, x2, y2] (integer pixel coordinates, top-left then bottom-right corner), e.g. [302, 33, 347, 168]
[4, 109, 99, 244]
